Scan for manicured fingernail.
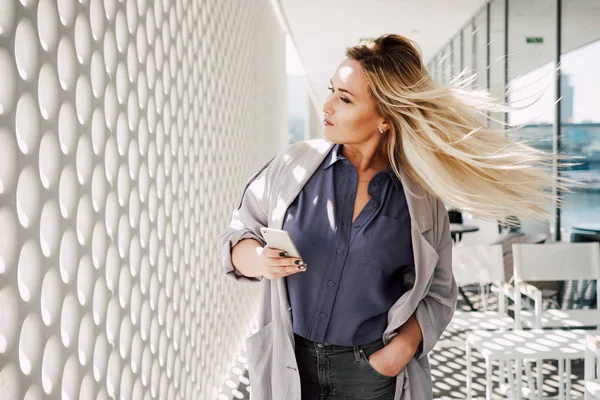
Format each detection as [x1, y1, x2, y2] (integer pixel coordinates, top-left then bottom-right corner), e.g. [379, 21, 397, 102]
[279, 251, 287, 257]
[295, 260, 303, 265]
[298, 264, 307, 271]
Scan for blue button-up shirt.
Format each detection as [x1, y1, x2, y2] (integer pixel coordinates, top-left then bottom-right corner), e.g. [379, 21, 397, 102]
[283, 144, 414, 346]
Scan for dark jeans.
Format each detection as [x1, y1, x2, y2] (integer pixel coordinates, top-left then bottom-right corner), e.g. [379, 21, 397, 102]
[294, 334, 396, 400]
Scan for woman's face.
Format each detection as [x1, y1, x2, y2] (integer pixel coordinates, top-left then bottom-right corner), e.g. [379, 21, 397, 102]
[322, 58, 386, 145]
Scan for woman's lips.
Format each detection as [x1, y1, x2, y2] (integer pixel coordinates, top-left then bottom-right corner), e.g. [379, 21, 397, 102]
[323, 119, 333, 126]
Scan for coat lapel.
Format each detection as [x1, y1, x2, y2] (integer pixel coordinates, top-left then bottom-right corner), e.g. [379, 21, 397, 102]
[269, 140, 335, 348]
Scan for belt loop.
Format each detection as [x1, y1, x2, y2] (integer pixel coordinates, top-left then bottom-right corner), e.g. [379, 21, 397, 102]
[353, 346, 361, 362]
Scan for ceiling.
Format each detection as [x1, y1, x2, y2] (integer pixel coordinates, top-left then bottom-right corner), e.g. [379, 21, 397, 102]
[278, 0, 488, 109]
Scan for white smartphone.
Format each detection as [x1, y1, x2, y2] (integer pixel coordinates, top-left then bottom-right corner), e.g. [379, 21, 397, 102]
[259, 227, 302, 259]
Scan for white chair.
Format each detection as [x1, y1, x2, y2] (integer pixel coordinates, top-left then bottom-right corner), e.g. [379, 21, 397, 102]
[449, 244, 514, 334]
[467, 328, 600, 400]
[458, 215, 501, 245]
[444, 245, 514, 396]
[586, 334, 600, 400]
[512, 242, 600, 330]
[512, 242, 600, 399]
[466, 243, 600, 400]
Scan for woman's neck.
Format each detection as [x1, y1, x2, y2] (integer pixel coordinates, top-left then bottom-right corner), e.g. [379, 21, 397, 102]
[341, 141, 389, 174]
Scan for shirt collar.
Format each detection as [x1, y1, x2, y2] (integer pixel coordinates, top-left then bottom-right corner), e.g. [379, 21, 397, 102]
[324, 144, 403, 191]
[324, 143, 345, 169]
[382, 165, 403, 191]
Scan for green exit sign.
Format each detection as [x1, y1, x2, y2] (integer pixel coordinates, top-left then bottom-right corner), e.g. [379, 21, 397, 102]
[526, 37, 544, 44]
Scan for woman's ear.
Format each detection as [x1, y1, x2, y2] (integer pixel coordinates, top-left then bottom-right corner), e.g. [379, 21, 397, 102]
[379, 121, 390, 134]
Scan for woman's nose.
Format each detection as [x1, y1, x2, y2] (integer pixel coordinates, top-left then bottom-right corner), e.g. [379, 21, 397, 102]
[322, 99, 332, 115]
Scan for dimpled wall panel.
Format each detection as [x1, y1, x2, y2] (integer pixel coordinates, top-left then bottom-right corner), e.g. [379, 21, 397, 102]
[0, 0, 287, 398]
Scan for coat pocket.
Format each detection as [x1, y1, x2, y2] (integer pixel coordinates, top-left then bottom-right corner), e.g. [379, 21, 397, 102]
[246, 320, 276, 399]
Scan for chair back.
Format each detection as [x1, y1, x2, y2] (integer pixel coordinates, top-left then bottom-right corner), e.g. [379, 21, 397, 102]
[512, 242, 600, 282]
[459, 217, 501, 245]
[512, 242, 600, 329]
[452, 244, 505, 285]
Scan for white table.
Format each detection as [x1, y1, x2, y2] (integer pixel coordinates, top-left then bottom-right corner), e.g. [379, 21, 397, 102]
[466, 329, 600, 400]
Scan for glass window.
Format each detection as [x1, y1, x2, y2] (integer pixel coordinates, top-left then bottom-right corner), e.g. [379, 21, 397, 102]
[559, 0, 600, 232]
[473, 10, 488, 91]
[507, 0, 557, 235]
[472, 9, 488, 124]
[431, 52, 442, 84]
[463, 23, 474, 82]
[507, 1, 557, 126]
[489, 0, 506, 130]
[441, 44, 453, 84]
[452, 34, 462, 79]
[462, 22, 474, 85]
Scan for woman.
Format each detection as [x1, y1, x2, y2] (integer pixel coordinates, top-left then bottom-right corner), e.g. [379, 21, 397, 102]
[220, 34, 571, 400]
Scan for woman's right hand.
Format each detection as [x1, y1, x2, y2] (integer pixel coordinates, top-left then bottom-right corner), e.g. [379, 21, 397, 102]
[258, 247, 307, 280]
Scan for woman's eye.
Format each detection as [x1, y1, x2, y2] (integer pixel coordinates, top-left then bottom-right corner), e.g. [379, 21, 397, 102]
[327, 86, 350, 104]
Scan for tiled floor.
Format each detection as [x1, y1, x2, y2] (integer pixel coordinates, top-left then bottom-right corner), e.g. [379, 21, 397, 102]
[228, 286, 589, 399]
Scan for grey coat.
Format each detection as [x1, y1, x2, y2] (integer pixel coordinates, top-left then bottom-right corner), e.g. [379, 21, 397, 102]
[220, 139, 457, 400]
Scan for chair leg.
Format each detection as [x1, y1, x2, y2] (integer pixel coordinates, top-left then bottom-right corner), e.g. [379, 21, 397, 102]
[559, 358, 565, 400]
[499, 360, 505, 389]
[508, 359, 515, 399]
[584, 346, 594, 400]
[466, 341, 472, 400]
[486, 357, 493, 400]
[566, 359, 571, 400]
[537, 359, 543, 400]
[516, 359, 522, 400]
[524, 360, 535, 398]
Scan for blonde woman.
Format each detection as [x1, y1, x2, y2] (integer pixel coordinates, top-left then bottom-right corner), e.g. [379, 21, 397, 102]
[220, 34, 568, 400]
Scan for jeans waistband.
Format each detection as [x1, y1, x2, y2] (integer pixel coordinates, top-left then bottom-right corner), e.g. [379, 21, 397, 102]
[294, 333, 384, 353]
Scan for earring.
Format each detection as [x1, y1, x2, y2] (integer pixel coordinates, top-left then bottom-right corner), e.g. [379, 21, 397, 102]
[379, 128, 384, 134]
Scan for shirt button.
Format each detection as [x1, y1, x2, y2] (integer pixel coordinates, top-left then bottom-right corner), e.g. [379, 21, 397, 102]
[371, 202, 378, 208]
[336, 249, 342, 255]
[353, 224, 360, 229]
[344, 195, 350, 202]
[327, 280, 334, 287]
[320, 312, 326, 318]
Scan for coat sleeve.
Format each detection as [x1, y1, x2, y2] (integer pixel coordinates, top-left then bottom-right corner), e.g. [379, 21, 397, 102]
[414, 198, 457, 357]
[219, 160, 276, 283]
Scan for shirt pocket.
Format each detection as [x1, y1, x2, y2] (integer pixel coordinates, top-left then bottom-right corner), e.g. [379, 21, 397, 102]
[363, 215, 414, 274]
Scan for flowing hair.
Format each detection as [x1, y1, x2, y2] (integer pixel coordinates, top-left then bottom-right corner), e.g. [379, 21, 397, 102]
[346, 34, 581, 225]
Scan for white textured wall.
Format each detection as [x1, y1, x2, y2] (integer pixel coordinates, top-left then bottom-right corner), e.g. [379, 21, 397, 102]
[0, 0, 287, 398]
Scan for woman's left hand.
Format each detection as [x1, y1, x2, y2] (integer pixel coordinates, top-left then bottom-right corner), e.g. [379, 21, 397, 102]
[368, 313, 423, 377]
[367, 343, 413, 377]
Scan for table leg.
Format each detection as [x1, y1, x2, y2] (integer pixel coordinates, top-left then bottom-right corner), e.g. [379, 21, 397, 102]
[466, 340, 472, 400]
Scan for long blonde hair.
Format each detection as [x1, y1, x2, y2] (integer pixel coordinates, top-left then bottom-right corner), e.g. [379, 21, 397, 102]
[346, 34, 579, 225]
